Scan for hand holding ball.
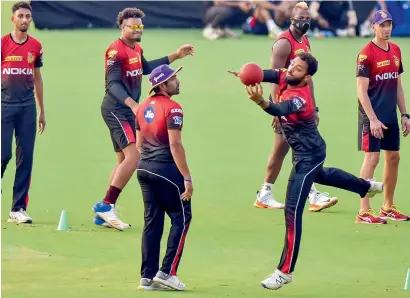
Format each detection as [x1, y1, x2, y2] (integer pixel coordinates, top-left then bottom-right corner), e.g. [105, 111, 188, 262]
[239, 63, 263, 86]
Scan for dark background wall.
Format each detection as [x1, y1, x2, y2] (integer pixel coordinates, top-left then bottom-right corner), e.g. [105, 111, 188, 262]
[31, 1, 210, 30]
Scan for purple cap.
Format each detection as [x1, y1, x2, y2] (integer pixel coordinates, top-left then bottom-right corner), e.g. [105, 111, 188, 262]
[148, 64, 182, 95]
[371, 10, 393, 25]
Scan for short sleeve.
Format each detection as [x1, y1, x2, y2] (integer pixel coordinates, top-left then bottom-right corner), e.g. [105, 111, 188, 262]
[356, 52, 371, 78]
[34, 46, 43, 68]
[166, 105, 184, 130]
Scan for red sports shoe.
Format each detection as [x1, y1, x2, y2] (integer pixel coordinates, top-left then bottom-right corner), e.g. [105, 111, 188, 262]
[379, 205, 410, 221]
[355, 209, 387, 224]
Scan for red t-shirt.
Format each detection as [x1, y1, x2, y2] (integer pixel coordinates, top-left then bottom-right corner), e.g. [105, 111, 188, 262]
[276, 29, 311, 68]
[102, 39, 144, 113]
[1, 34, 43, 105]
[136, 94, 184, 162]
[356, 41, 403, 124]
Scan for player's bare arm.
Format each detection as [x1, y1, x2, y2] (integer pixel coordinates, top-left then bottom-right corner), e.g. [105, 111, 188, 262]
[397, 76, 410, 137]
[357, 76, 387, 139]
[168, 129, 193, 201]
[167, 44, 195, 64]
[270, 39, 291, 100]
[269, 39, 291, 127]
[141, 45, 194, 75]
[33, 68, 45, 134]
[136, 130, 143, 154]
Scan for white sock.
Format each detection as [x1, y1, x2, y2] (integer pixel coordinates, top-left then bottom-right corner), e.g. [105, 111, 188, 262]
[266, 19, 278, 32]
[310, 184, 317, 193]
[262, 182, 274, 191]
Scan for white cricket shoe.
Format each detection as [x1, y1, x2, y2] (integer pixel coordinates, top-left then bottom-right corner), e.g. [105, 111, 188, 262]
[138, 278, 170, 291]
[92, 202, 130, 231]
[308, 184, 338, 212]
[254, 184, 285, 209]
[202, 25, 223, 40]
[8, 208, 33, 224]
[153, 271, 185, 291]
[261, 269, 292, 290]
[365, 180, 383, 198]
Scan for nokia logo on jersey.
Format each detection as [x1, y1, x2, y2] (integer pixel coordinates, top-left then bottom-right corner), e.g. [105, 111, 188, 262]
[2, 68, 33, 75]
[375, 72, 398, 81]
[126, 68, 143, 77]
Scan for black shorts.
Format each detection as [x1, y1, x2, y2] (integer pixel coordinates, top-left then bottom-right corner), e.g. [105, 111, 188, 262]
[358, 122, 400, 152]
[101, 108, 136, 152]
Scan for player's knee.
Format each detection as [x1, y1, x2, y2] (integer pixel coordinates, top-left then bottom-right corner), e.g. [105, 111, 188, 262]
[364, 152, 380, 168]
[385, 151, 400, 166]
[116, 152, 125, 164]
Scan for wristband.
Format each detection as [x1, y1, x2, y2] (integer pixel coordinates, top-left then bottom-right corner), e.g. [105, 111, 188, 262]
[401, 113, 410, 119]
[184, 177, 192, 182]
[257, 99, 265, 105]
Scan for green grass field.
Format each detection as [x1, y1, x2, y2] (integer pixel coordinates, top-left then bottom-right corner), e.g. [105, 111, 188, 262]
[2, 2, 410, 298]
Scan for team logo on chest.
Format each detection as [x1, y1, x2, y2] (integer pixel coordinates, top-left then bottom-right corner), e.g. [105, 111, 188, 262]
[393, 56, 400, 67]
[144, 106, 155, 123]
[129, 53, 141, 64]
[294, 49, 305, 55]
[27, 52, 34, 63]
[376, 60, 390, 68]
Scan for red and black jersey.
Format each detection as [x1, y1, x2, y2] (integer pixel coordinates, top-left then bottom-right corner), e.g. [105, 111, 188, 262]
[356, 41, 403, 124]
[102, 39, 143, 114]
[1, 34, 43, 105]
[276, 29, 311, 68]
[262, 69, 326, 156]
[136, 94, 184, 162]
[102, 39, 170, 115]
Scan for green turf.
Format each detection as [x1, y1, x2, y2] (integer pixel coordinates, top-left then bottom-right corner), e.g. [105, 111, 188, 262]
[2, 2, 410, 298]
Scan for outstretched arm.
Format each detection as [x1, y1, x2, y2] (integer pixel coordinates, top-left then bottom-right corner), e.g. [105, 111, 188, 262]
[246, 84, 306, 116]
[142, 44, 194, 75]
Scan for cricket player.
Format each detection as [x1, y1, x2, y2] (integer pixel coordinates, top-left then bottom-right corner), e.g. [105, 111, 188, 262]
[355, 10, 409, 224]
[255, 1, 337, 212]
[243, 53, 383, 290]
[92, 7, 194, 230]
[1, 1, 45, 224]
[135, 65, 192, 291]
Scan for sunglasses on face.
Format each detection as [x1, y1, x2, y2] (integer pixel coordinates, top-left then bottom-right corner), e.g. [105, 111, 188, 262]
[124, 24, 144, 31]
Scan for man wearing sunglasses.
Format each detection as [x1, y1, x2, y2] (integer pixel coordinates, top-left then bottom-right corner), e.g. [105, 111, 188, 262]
[93, 7, 195, 231]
